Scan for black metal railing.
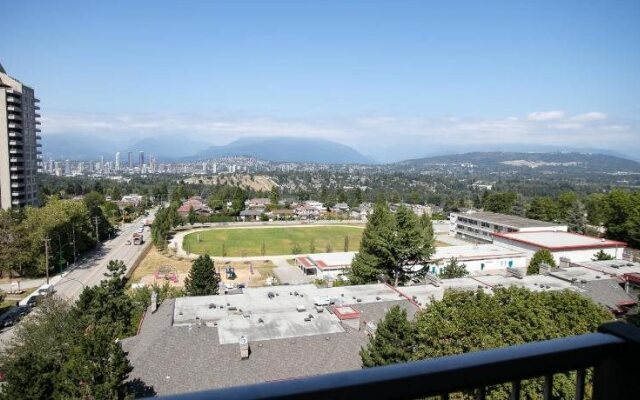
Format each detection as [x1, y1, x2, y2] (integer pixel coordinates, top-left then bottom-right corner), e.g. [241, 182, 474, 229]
[159, 322, 640, 400]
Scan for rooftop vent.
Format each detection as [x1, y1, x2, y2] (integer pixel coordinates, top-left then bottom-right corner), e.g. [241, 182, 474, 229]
[239, 336, 250, 360]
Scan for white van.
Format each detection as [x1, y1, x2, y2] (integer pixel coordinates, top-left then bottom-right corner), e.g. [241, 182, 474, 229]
[37, 284, 55, 297]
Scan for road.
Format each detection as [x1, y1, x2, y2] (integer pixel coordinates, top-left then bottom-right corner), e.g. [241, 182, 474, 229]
[0, 208, 156, 350]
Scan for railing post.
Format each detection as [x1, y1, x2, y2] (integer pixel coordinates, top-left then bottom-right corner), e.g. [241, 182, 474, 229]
[593, 322, 640, 400]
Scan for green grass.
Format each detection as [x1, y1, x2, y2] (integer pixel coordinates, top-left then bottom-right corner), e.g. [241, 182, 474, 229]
[183, 226, 365, 256]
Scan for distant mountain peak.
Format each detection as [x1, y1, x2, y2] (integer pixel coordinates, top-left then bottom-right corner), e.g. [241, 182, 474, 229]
[190, 136, 374, 164]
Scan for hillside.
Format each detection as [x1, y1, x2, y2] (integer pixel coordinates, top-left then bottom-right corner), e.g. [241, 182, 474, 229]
[183, 175, 278, 191]
[392, 152, 640, 174]
[190, 137, 373, 164]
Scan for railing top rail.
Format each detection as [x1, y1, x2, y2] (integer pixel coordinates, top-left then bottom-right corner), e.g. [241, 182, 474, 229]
[158, 324, 637, 400]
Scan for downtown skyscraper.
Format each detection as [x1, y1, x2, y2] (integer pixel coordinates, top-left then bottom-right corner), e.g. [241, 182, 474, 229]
[0, 62, 41, 209]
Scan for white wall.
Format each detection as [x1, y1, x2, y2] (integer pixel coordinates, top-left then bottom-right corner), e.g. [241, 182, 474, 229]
[426, 255, 528, 275]
[492, 237, 625, 264]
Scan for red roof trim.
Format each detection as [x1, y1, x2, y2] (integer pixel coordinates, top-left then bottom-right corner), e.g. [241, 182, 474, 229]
[296, 257, 315, 269]
[492, 232, 626, 251]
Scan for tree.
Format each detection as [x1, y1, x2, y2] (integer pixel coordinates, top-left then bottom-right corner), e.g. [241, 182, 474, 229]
[350, 201, 397, 284]
[565, 200, 587, 233]
[187, 206, 197, 225]
[603, 189, 640, 248]
[343, 235, 350, 252]
[391, 205, 434, 286]
[482, 192, 517, 214]
[261, 241, 266, 256]
[291, 242, 302, 255]
[325, 242, 333, 253]
[526, 196, 559, 222]
[56, 325, 133, 399]
[439, 258, 468, 279]
[184, 254, 219, 296]
[592, 250, 614, 261]
[75, 260, 135, 338]
[411, 287, 613, 399]
[360, 305, 415, 368]
[270, 186, 280, 205]
[350, 202, 434, 286]
[527, 249, 556, 275]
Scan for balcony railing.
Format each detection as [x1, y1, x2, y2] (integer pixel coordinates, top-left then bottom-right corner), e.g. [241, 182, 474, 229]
[159, 322, 639, 400]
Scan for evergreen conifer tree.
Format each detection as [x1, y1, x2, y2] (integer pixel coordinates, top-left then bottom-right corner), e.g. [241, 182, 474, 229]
[184, 254, 219, 296]
[360, 305, 415, 367]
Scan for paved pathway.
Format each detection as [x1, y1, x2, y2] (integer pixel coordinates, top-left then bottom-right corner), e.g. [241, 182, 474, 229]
[271, 257, 315, 285]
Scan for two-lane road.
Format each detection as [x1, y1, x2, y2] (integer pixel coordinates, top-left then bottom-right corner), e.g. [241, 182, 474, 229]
[0, 208, 156, 350]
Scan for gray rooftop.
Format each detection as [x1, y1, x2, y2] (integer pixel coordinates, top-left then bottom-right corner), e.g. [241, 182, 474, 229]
[571, 278, 636, 311]
[122, 299, 416, 396]
[459, 212, 565, 229]
[569, 260, 640, 277]
[495, 231, 625, 249]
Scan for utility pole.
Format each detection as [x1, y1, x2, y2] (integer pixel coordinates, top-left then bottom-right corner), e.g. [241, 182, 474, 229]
[43, 238, 51, 284]
[72, 224, 76, 264]
[94, 216, 100, 243]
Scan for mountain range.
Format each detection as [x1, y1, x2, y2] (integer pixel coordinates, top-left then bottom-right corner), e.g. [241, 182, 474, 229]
[41, 134, 640, 171]
[393, 151, 640, 173]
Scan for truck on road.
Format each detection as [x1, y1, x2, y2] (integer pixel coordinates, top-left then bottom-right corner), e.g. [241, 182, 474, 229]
[132, 232, 143, 245]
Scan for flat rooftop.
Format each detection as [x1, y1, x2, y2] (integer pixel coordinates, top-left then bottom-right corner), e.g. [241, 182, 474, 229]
[494, 231, 627, 251]
[549, 267, 611, 283]
[569, 260, 640, 277]
[307, 251, 357, 267]
[123, 298, 417, 396]
[433, 244, 526, 262]
[173, 284, 409, 343]
[474, 274, 578, 292]
[457, 212, 565, 229]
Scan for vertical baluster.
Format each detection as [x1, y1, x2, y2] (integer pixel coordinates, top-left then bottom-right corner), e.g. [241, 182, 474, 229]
[510, 380, 521, 400]
[543, 374, 553, 400]
[575, 369, 586, 400]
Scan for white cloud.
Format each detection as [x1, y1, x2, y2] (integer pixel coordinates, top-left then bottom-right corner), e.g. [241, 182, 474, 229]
[571, 112, 608, 121]
[527, 111, 565, 121]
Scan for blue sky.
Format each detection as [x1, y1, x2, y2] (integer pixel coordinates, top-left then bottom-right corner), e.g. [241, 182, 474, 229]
[2, 0, 639, 161]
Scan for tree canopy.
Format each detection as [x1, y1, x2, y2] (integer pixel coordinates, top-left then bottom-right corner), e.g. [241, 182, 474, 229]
[361, 287, 613, 400]
[184, 254, 220, 296]
[350, 202, 434, 285]
[439, 258, 469, 279]
[527, 249, 556, 275]
[0, 259, 152, 399]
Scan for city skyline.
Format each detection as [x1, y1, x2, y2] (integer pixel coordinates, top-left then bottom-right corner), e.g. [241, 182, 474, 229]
[1, 1, 638, 161]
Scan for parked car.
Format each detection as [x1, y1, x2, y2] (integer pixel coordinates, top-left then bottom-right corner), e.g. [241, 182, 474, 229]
[26, 295, 41, 308]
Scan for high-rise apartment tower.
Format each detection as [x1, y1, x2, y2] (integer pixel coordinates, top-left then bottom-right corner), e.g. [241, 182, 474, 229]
[0, 62, 41, 209]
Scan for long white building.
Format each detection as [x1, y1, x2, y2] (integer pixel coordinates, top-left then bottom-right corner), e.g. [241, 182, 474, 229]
[449, 211, 567, 243]
[0, 62, 41, 209]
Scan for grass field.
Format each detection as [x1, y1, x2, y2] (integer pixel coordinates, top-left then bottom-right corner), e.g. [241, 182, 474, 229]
[183, 226, 365, 256]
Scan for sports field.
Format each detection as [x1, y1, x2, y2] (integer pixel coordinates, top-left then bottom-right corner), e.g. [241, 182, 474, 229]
[182, 225, 365, 256]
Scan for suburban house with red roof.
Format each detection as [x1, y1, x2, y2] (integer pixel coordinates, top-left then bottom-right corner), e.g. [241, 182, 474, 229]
[177, 196, 213, 217]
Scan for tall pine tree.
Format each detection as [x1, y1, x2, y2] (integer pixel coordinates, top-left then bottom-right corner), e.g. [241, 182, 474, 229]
[349, 201, 396, 284]
[184, 254, 219, 296]
[360, 305, 415, 367]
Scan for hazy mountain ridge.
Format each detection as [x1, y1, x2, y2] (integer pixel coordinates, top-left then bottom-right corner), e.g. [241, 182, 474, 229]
[393, 152, 640, 173]
[188, 137, 374, 164]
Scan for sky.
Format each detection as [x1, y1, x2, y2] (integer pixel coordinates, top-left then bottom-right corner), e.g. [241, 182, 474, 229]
[2, 0, 639, 162]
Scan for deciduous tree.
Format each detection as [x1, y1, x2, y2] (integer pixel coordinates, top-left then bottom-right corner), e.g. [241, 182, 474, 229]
[527, 249, 556, 275]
